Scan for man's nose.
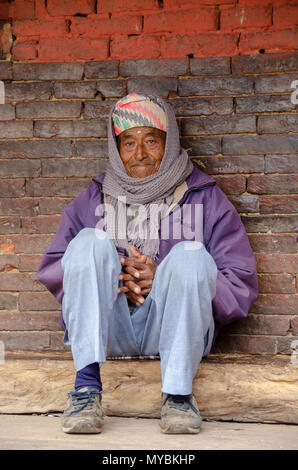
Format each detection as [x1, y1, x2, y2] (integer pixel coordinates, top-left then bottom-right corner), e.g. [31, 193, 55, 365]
[135, 143, 146, 160]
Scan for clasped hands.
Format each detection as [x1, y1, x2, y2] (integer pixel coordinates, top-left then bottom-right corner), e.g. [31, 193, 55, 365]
[118, 245, 157, 306]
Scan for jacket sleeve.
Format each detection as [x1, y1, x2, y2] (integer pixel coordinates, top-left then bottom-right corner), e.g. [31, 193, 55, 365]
[205, 185, 259, 329]
[37, 203, 83, 304]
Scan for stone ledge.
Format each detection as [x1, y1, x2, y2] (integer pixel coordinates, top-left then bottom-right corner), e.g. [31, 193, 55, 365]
[0, 352, 297, 424]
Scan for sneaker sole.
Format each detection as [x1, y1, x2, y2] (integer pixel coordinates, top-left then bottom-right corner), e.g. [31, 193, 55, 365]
[160, 423, 201, 434]
[62, 422, 103, 434]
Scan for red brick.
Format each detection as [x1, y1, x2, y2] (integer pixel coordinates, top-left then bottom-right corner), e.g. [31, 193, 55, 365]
[248, 234, 297, 254]
[255, 254, 298, 274]
[12, 40, 37, 60]
[38, 37, 109, 61]
[13, 19, 69, 38]
[19, 254, 42, 272]
[273, 5, 298, 28]
[0, 272, 45, 292]
[164, 0, 236, 7]
[226, 314, 291, 335]
[21, 215, 61, 234]
[221, 5, 272, 31]
[252, 294, 297, 315]
[292, 317, 298, 335]
[213, 334, 277, 354]
[8, 0, 35, 20]
[47, 0, 96, 16]
[258, 274, 296, 294]
[0, 254, 19, 271]
[99, 0, 159, 13]
[110, 34, 160, 59]
[239, 29, 297, 54]
[0, 311, 61, 331]
[0, 234, 54, 254]
[144, 8, 218, 33]
[71, 15, 142, 36]
[0, 198, 39, 217]
[19, 292, 61, 311]
[259, 195, 298, 214]
[213, 175, 246, 195]
[161, 32, 238, 57]
[0, 331, 50, 351]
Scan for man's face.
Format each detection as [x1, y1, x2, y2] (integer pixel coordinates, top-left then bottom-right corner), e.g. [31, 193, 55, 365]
[118, 126, 166, 178]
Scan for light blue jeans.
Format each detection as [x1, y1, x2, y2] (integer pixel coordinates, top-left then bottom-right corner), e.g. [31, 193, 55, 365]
[61, 228, 218, 395]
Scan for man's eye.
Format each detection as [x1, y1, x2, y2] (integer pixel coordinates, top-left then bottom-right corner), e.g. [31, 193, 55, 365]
[125, 141, 134, 147]
[147, 139, 156, 144]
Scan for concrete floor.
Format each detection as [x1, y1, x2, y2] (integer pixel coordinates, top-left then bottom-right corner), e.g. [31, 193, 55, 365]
[0, 414, 297, 450]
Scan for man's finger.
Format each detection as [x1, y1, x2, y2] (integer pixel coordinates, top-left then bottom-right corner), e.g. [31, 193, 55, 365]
[129, 245, 146, 261]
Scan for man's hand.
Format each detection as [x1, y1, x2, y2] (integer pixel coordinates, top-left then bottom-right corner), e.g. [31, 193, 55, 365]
[118, 245, 157, 306]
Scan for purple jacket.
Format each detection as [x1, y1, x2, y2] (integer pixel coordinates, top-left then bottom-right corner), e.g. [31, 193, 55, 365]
[37, 166, 259, 342]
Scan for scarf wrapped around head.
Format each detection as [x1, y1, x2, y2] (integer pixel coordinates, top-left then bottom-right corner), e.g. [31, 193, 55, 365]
[102, 93, 194, 259]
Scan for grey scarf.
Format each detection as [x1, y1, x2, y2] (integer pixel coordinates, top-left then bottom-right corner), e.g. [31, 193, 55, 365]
[102, 97, 194, 259]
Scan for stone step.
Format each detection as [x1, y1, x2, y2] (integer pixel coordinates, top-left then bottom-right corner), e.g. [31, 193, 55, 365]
[1, 352, 297, 424]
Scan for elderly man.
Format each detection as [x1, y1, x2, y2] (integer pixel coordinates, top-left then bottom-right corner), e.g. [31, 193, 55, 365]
[38, 93, 258, 435]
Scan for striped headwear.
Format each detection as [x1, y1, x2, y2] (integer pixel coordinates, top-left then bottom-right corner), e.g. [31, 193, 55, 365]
[112, 93, 167, 136]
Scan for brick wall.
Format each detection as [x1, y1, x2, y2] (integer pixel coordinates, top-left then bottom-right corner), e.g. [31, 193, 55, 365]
[0, 1, 297, 356]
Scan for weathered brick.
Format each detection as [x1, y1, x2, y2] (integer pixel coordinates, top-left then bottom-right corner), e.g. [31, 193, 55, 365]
[83, 101, 114, 119]
[16, 101, 82, 119]
[292, 317, 298, 335]
[239, 29, 297, 55]
[38, 198, 71, 215]
[0, 254, 19, 271]
[260, 195, 298, 214]
[236, 95, 295, 113]
[12, 40, 37, 61]
[41, 158, 107, 177]
[13, 18, 68, 37]
[193, 155, 263, 174]
[13, 62, 84, 81]
[0, 292, 17, 309]
[258, 274, 296, 294]
[232, 52, 298, 74]
[96, 80, 126, 98]
[0, 62, 12, 80]
[169, 97, 233, 116]
[71, 14, 142, 36]
[258, 115, 298, 134]
[26, 179, 89, 197]
[8, 0, 35, 20]
[73, 140, 108, 157]
[47, 0, 95, 16]
[54, 81, 97, 99]
[120, 58, 188, 77]
[34, 120, 107, 139]
[242, 214, 298, 233]
[161, 33, 238, 58]
[0, 160, 40, 177]
[213, 175, 246, 195]
[21, 215, 61, 234]
[0, 216, 20, 234]
[144, 8, 218, 33]
[255, 253, 298, 273]
[19, 254, 42, 272]
[247, 174, 298, 194]
[0, 121, 33, 138]
[248, 234, 297, 254]
[273, 5, 298, 28]
[190, 56, 230, 75]
[224, 314, 291, 335]
[0, 311, 61, 331]
[0, 105, 15, 121]
[223, 135, 297, 155]
[9, 234, 54, 254]
[4, 82, 52, 102]
[181, 137, 221, 155]
[0, 272, 45, 291]
[227, 194, 259, 213]
[127, 77, 177, 98]
[181, 115, 256, 135]
[50, 332, 69, 351]
[213, 334, 277, 354]
[254, 73, 297, 94]
[111, 34, 161, 60]
[251, 294, 298, 314]
[265, 155, 298, 174]
[0, 179, 25, 198]
[178, 76, 253, 96]
[99, 0, 159, 13]
[0, 198, 39, 216]
[84, 60, 119, 79]
[221, 5, 272, 31]
[0, 140, 72, 158]
[0, 331, 50, 350]
[19, 291, 61, 311]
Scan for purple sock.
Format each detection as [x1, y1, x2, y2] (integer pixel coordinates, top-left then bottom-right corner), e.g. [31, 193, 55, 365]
[75, 362, 102, 392]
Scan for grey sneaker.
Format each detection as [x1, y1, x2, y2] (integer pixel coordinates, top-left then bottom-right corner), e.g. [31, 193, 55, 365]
[160, 393, 202, 434]
[61, 387, 104, 434]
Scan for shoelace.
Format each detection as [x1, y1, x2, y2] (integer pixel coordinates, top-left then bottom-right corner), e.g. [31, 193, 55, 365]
[68, 390, 101, 416]
[165, 394, 201, 416]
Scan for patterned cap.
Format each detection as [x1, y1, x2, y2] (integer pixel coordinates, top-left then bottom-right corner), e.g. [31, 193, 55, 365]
[112, 93, 167, 136]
